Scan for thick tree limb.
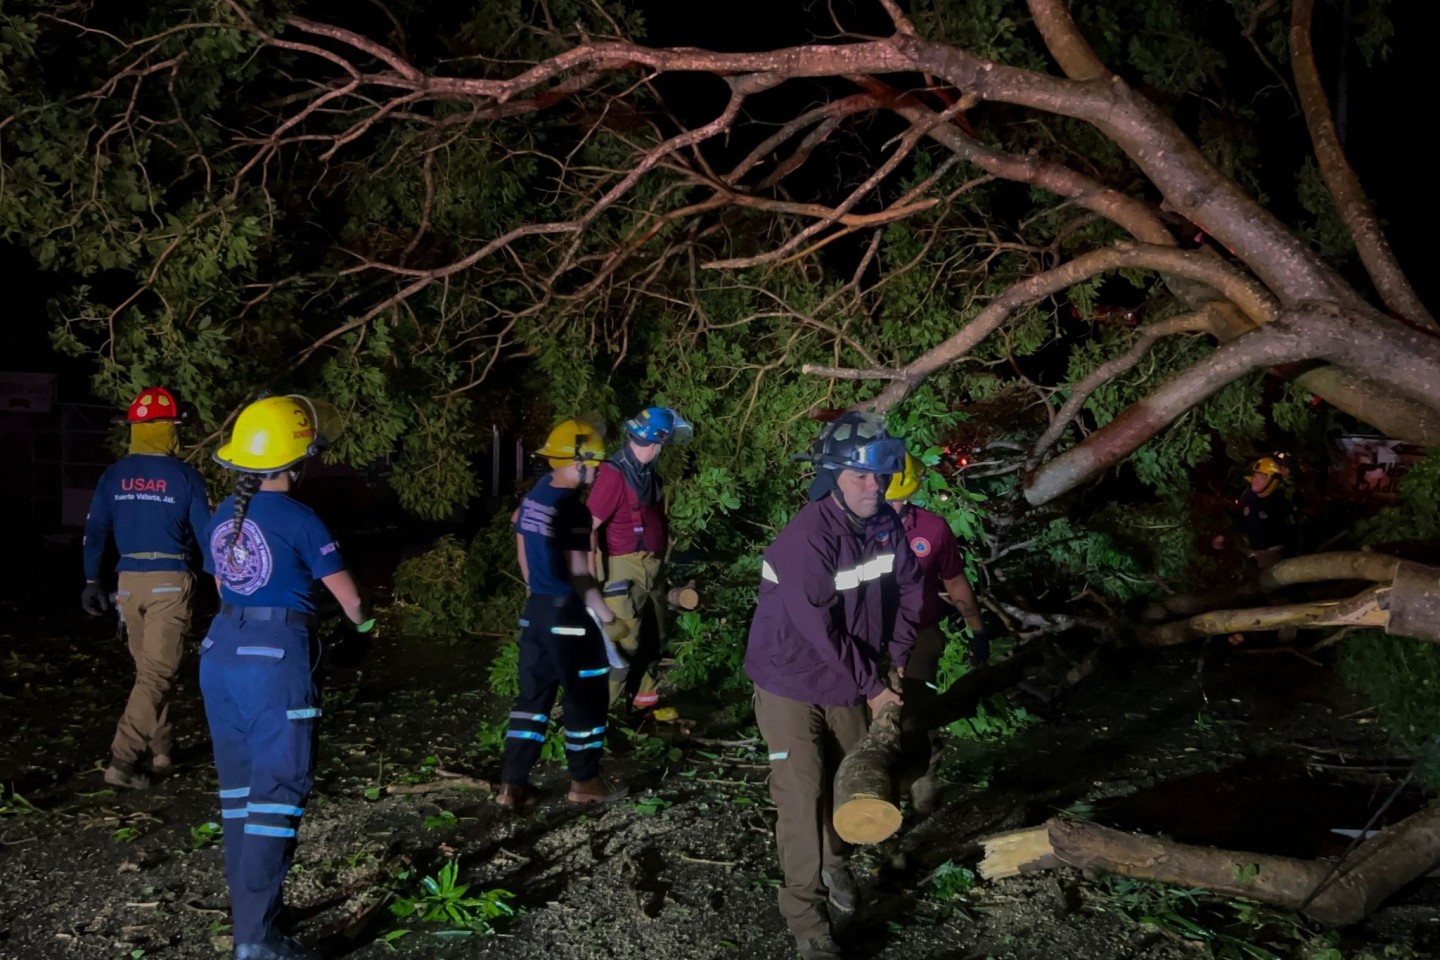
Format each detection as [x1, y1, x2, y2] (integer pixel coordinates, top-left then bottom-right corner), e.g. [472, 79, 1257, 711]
[830, 243, 1277, 410]
[1260, 551, 1403, 591]
[1029, 312, 1212, 464]
[1024, 319, 1310, 505]
[1290, 0, 1434, 328]
[990, 808, 1440, 927]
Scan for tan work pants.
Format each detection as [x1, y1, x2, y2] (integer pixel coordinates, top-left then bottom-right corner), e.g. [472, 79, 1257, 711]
[755, 685, 869, 940]
[603, 552, 665, 707]
[112, 570, 194, 764]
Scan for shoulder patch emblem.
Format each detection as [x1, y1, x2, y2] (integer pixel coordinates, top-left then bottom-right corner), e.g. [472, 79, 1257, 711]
[911, 536, 931, 557]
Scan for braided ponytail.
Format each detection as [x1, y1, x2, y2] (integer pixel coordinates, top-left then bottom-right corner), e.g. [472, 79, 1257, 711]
[226, 472, 265, 565]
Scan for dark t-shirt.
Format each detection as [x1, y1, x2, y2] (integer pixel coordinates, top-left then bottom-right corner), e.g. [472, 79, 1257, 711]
[1236, 488, 1290, 551]
[515, 475, 593, 597]
[205, 491, 346, 614]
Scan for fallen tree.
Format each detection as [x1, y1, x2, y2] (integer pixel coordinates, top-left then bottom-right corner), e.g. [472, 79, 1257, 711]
[1138, 552, 1440, 647]
[980, 803, 1440, 926]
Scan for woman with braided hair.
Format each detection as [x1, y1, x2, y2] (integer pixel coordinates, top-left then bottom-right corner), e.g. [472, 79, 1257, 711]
[201, 396, 372, 960]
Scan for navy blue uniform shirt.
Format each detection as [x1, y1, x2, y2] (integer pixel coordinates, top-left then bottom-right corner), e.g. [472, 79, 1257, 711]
[204, 491, 346, 614]
[83, 454, 211, 580]
[515, 475, 592, 598]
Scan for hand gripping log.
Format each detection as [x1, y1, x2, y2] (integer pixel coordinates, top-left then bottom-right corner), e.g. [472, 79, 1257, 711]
[832, 702, 904, 844]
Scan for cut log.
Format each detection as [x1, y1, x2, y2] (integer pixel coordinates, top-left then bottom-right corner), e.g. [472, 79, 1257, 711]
[1387, 561, 1440, 643]
[833, 702, 904, 844]
[983, 804, 1440, 926]
[979, 825, 1059, 880]
[666, 581, 700, 610]
[1139, 585, 1390, 647]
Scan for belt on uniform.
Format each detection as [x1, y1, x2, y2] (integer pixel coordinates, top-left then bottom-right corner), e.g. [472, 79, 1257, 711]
[123, 551, 187, 561]
[526, 593, 574, 609]
[219, 603, 317, 626]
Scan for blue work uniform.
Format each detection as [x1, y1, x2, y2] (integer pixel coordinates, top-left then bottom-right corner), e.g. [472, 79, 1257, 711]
[83, 453, 210, 766]
[200, 491, 346, 948]
[501, 476, 611, 786]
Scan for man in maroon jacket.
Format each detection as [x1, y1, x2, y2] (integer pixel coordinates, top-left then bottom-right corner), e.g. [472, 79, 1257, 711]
[744, 413, 924, 960]
[885, 452, 992, 812]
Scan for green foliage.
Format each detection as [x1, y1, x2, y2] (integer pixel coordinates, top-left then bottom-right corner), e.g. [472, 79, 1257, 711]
[946, 694, 1037, 743]
[1094, 875, 1316, 960]
[390, 515, 527, 642]
[189, 821, 223, 851]
[1354, 450, 1440, 547]
[1340, 630, 1440, 788]
[388, 860, 518, 936]
[927, 861, 977, 901]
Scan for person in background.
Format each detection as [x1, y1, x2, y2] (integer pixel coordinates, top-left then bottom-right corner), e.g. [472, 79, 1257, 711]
[498, 419, 627, 812]
[203, 395, 373, 960]
[745, 413, 924, 960]
[81, 386, 210, 789]
[588, 406, 692, 713]
[885, 452, 992, 813]
[1212, 456, 1292, 574]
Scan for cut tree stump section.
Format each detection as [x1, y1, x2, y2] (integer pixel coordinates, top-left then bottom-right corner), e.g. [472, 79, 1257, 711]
[833, 645, 1071, 845]
[833, 702, 903, 844]
[979, 804, 1440, 926]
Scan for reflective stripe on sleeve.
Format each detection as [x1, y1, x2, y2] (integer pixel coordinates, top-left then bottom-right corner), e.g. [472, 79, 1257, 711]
[761, 560, 779, 584]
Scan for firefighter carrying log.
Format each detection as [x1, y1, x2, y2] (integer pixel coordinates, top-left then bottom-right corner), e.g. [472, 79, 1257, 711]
[744, 413, 924, 960]
[81, 387, 211, 789]
[588, 405, 692, 713]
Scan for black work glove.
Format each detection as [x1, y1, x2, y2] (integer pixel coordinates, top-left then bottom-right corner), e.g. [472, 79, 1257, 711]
[966, 623, 995, 665]
[81, 581, 110, 616]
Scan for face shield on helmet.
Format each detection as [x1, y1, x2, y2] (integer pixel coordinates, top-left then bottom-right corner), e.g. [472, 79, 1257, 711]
[795, 412, 906, 474]
[626, 407, 693, 447]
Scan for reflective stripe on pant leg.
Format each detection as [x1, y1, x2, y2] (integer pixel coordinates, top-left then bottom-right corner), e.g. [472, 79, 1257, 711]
[199, 629, 251, 913]
[501, 610, 562, 786]
[231, 621, 315, 946]
[561, 613, 611, 782]
[754, 686, 830, 941]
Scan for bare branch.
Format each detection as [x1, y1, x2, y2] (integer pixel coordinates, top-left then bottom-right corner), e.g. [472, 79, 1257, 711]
[1026, 0, 1110, 81]
[1289, 0, 1434, 328]
[1029, 311, 1213, 463]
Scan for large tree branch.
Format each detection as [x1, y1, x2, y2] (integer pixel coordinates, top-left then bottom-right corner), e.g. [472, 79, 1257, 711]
[1289, 0, 1434, 328]
[804, 243, 1276, 407]
[1029, 311, 1213, 463]
[1024, 318, 1313, 505]
[1025, 303, 1440, 504]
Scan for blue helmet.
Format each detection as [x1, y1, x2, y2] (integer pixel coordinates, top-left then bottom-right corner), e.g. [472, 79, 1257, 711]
[794, 412, 906, 474]
[625, 406, 693, 446]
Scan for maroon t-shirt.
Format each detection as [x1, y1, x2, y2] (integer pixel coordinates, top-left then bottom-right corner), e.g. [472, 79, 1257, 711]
[588, 462, 668, 556]
[901, 506, 964, 628]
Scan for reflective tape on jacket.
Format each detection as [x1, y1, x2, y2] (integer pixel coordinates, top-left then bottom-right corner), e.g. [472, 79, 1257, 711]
[761, 560, 779, 584]
[834, 553, 895, 591]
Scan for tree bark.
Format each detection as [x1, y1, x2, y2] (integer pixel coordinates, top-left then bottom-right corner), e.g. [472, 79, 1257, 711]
[1259, 551, 1402, 591]
[1290, 0, 1434, 328]
[833, 702, 904, 844]
[994, 809, 1440, 927]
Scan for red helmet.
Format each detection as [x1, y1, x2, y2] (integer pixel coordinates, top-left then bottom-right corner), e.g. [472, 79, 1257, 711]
[126, 387, 182, 423]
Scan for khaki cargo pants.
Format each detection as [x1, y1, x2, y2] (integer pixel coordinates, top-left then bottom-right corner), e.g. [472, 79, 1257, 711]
[755, 685, 869, 940]
[602, 552, 665, 708]
[112, 570, 195, 764]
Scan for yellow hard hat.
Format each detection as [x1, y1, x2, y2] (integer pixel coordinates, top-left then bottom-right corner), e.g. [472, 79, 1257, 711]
[537, 418, 606, 469]
[1249, 456, 1285, 477]
[886, 452, 924, 501]
[214, 396, 327, 473]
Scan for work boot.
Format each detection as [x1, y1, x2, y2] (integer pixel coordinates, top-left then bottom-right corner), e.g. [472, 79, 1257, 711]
[495, 783, 527, 813]
[234, 933, 317, 960]
[567, 777, 627, 805]
[795, 934, 842, 960]
[909, 773, 947, 816]
[150, 754, 173, 773]
[104, 761, 150, 790]
[822, 865, 859, 915]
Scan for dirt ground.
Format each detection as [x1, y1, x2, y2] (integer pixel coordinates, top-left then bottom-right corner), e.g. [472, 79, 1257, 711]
[3, 609, 1439, 960]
